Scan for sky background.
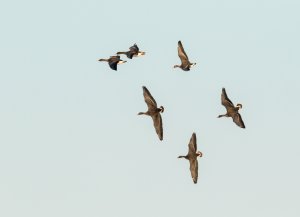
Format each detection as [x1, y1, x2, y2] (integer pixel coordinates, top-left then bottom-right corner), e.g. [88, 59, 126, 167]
[0, 0, 300, 216]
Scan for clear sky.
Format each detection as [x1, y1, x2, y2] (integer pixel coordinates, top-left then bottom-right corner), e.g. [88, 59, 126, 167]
[0, 0, 300, 216]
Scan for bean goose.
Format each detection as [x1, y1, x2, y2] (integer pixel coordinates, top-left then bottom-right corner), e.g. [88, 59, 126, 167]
[218, 88, 245, 128]
[98, 55, 126, 71]
[174, 40, 196, 71]
[178, 133, 203, 184]
[138, 86, 164, 141]
[117, 43, 145, 59]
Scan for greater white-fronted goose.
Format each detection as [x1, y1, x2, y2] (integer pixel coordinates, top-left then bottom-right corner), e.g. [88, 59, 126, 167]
[117, 43, 145, 59]
[174, 40, 196, 71]
[218, 88, 245, 128]
[138, 86, 164, 141]
[98, 55, 127, 71]
[178, 133, 203, 184]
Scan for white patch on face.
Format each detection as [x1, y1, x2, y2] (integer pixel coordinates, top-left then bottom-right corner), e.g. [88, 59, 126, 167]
[196, 151, 202, 157]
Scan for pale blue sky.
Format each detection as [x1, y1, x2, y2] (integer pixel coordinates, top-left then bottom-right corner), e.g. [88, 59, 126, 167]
[0, 0, 300, 216]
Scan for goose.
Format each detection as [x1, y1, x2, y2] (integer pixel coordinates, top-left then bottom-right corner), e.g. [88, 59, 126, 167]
[117, 43, 145, 59]
[174, 40, 196, 71]
[218, 88, 245, 128]
[138, 86, 164, 141]
[178, 133, 203, 184]
[98, 55, 127, 71]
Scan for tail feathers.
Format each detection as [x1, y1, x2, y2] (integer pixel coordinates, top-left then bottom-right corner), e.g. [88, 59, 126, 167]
[117, 60, 127, 64]
[133, 52, 145, 58]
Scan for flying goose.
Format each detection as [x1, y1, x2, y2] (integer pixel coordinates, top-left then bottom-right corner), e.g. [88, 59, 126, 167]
[138, 86, 164, 141]
[178, 133, 203, 184]
[98, 55, 127, 71]
[174, 40, 196, 71]
[218, 88, 245, 128]
[117, 43, 145, 59]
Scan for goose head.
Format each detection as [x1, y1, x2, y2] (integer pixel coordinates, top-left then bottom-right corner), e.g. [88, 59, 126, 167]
[236, 103, 242, 110]
[190, 63, 196, 67]
[196, 151, 203, 157]
[173, 64, 181, 68]
[159, 106, 164, 113]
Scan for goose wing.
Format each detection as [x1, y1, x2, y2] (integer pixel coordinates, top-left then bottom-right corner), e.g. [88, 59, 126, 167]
[177, 41, 190, 66]
[189, 158, 198, 184]
[221, 88, 235, 109]
[151, 113, 163, 140]
[188, 133, 197, 156]
[232, 113, 246, 128]
[108, 56, 121, 71]
[110, 55, 120, 60]
[129, 43, 139, 53]
[108, 62, 117, 70]
[142, 86, 157, 110]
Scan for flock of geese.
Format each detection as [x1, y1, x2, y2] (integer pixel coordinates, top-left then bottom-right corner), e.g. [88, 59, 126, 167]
[98, 41, 245, 184]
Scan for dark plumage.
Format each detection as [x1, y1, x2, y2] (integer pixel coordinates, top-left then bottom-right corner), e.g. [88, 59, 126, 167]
[178, 133, 203, 184]
[173, 40, 196, 71]
[218, 88, 246, 128]
[98, 55, 127, 71]
[138, 86, 164, 141]
[117, 43, 145, 59]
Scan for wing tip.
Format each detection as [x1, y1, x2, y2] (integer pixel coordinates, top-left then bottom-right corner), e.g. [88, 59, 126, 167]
[110, 65, 117, 71]
[191, 132, 196, 140]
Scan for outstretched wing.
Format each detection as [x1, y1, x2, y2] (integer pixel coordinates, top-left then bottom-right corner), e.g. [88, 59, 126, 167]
[151, 113, 163, 141]
[189, 158, 198, 184]
[232, 113, 246, 128]
[108, 62, 117, 70]
[110, 55, 120, 60]
[221, 88, 234, 109]
[178, 41, 190, 66]
[108, 56, 121, 71]
[129, 43, 139, 52]
[142, 86, 157, 110]
[127, 52, 135, 59]
[188, 133, 197, 156]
